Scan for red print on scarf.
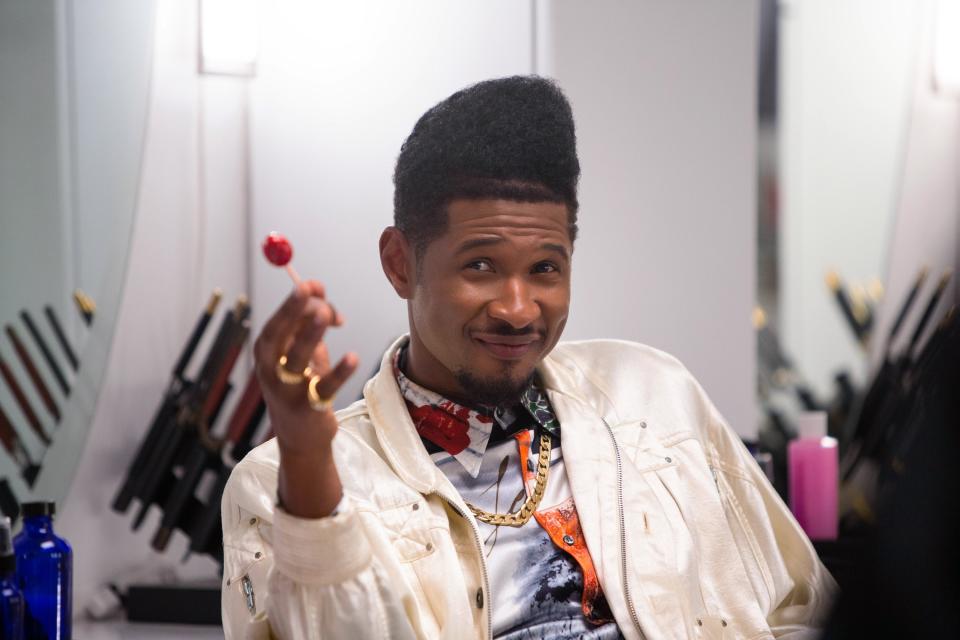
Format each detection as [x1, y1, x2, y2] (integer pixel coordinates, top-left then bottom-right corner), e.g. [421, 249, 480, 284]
[408, 400, 477, 455]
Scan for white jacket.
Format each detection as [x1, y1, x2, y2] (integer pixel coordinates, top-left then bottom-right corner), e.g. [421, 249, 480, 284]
[221, 338, 836, 639]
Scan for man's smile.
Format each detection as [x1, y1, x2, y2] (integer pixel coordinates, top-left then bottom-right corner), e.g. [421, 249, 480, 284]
[472, 333, 541, 360]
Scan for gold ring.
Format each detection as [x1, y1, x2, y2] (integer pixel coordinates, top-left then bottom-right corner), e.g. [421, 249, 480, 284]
[307, 375, 334, 412]
[276, 355, 312, 385]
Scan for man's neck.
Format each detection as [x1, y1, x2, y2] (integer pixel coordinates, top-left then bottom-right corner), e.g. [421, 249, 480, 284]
[401, 335, 475, 404]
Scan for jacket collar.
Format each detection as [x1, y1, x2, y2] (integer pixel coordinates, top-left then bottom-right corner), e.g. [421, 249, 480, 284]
[364, 336, 439, 494]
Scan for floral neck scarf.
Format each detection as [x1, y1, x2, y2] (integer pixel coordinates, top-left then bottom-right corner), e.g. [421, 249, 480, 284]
[393, 345, 558, 477]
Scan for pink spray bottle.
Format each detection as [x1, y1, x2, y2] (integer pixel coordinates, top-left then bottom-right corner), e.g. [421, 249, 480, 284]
[788, 411, 838, 540]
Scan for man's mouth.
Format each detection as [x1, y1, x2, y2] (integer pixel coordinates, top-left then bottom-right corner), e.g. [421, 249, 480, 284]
[472, 333, 540, 360]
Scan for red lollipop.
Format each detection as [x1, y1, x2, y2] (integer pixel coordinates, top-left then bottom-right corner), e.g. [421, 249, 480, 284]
[262, 232, 301, 284]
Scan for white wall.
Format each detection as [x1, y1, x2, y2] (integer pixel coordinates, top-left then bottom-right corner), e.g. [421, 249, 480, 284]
[248, 0, 536, 402]
[778, 0, 925, 398]
[536, 0, 758, 435]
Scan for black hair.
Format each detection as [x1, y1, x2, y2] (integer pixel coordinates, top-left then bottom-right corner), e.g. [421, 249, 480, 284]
[393, 76, 580, 257]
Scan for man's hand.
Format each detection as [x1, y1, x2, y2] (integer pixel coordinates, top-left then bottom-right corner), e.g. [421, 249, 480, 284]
[254, 280, 359, 518]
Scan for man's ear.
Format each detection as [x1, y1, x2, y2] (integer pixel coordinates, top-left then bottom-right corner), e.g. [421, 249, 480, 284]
[379, 227, 415, 299]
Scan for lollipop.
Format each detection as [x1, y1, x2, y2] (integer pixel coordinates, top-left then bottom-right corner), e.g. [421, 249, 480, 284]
[261, 232, 349, 377]
[262, 232, 301, 284]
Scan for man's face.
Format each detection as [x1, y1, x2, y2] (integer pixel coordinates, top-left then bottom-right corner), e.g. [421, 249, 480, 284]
[404, 198, 572, 406]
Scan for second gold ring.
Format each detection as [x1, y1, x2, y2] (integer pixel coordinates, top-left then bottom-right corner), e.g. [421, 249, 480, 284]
[307, 375, 335, 412]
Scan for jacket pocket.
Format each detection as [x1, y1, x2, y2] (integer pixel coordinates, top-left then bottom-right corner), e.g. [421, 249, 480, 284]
[615, 423, 693, 473]
[374, 497, 450, 563]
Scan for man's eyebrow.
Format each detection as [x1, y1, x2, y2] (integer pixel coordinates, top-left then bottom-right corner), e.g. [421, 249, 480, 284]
[454, 237, 570, 261]
[541, 243, 570, 261]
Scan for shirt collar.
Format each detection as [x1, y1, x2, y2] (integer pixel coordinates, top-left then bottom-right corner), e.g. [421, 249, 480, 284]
[393, 344, 559, 477]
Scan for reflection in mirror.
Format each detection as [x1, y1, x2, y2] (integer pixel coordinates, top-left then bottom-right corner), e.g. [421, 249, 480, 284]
[756, 0, 924, 432]
[754, 10, 960, 621]
[756, 0, 959, 534]
[0, 1, 155, 509]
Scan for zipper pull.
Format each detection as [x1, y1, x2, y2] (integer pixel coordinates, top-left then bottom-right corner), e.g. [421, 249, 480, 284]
[241, 574, 256, 614]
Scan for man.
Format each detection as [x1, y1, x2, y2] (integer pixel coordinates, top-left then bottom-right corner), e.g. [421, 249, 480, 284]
[222, 76, 835, 639]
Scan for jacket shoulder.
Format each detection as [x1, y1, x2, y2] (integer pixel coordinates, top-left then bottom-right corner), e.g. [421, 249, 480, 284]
[550, 339, 692, 384]
[547, 339, 712, 433]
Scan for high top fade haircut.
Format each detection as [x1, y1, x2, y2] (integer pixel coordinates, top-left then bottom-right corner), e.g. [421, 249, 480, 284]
[393, 75, 580, 259]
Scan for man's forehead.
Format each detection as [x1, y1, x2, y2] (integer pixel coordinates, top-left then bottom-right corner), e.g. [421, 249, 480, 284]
[445, 198, 571, 236]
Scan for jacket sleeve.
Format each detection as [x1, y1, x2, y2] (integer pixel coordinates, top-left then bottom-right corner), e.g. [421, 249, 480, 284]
[697, 384, 838, 639]
[220, 458, 418, 640]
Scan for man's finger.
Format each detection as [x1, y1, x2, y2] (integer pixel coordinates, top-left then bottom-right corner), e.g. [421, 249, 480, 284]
[283, 299, 338, 373]
[257, 281, 326, 361]
[309, 353, 359, 402]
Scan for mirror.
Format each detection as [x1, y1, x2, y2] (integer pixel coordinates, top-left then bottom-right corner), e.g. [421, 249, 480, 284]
[0, 0, 156, 508]
[756, 0, 923, 424]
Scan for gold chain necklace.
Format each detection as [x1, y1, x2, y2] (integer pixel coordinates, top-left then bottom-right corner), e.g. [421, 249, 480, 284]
[465, 433, 552, 527]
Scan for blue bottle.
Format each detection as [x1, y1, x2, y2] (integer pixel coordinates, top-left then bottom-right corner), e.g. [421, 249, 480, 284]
[1, 516, 25, 639]
[14, 502, 71, 640]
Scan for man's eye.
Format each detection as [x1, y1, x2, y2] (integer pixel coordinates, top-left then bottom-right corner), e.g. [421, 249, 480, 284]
[533, 262, 559, 274]
[466, 260, 493, 272]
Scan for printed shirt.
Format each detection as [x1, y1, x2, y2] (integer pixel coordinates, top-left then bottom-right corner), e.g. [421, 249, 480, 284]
[395, 349, 623, 639]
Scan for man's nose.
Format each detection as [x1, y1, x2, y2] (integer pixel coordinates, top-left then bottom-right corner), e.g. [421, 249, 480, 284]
[486, 278, 540, 328]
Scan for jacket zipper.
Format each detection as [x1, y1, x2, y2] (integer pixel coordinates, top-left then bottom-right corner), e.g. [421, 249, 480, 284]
[431, 491, 493, 640]
[601, 417, 646, 639]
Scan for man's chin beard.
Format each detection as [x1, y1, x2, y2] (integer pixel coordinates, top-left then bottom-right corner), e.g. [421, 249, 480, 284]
[454, 367, 535, 408]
